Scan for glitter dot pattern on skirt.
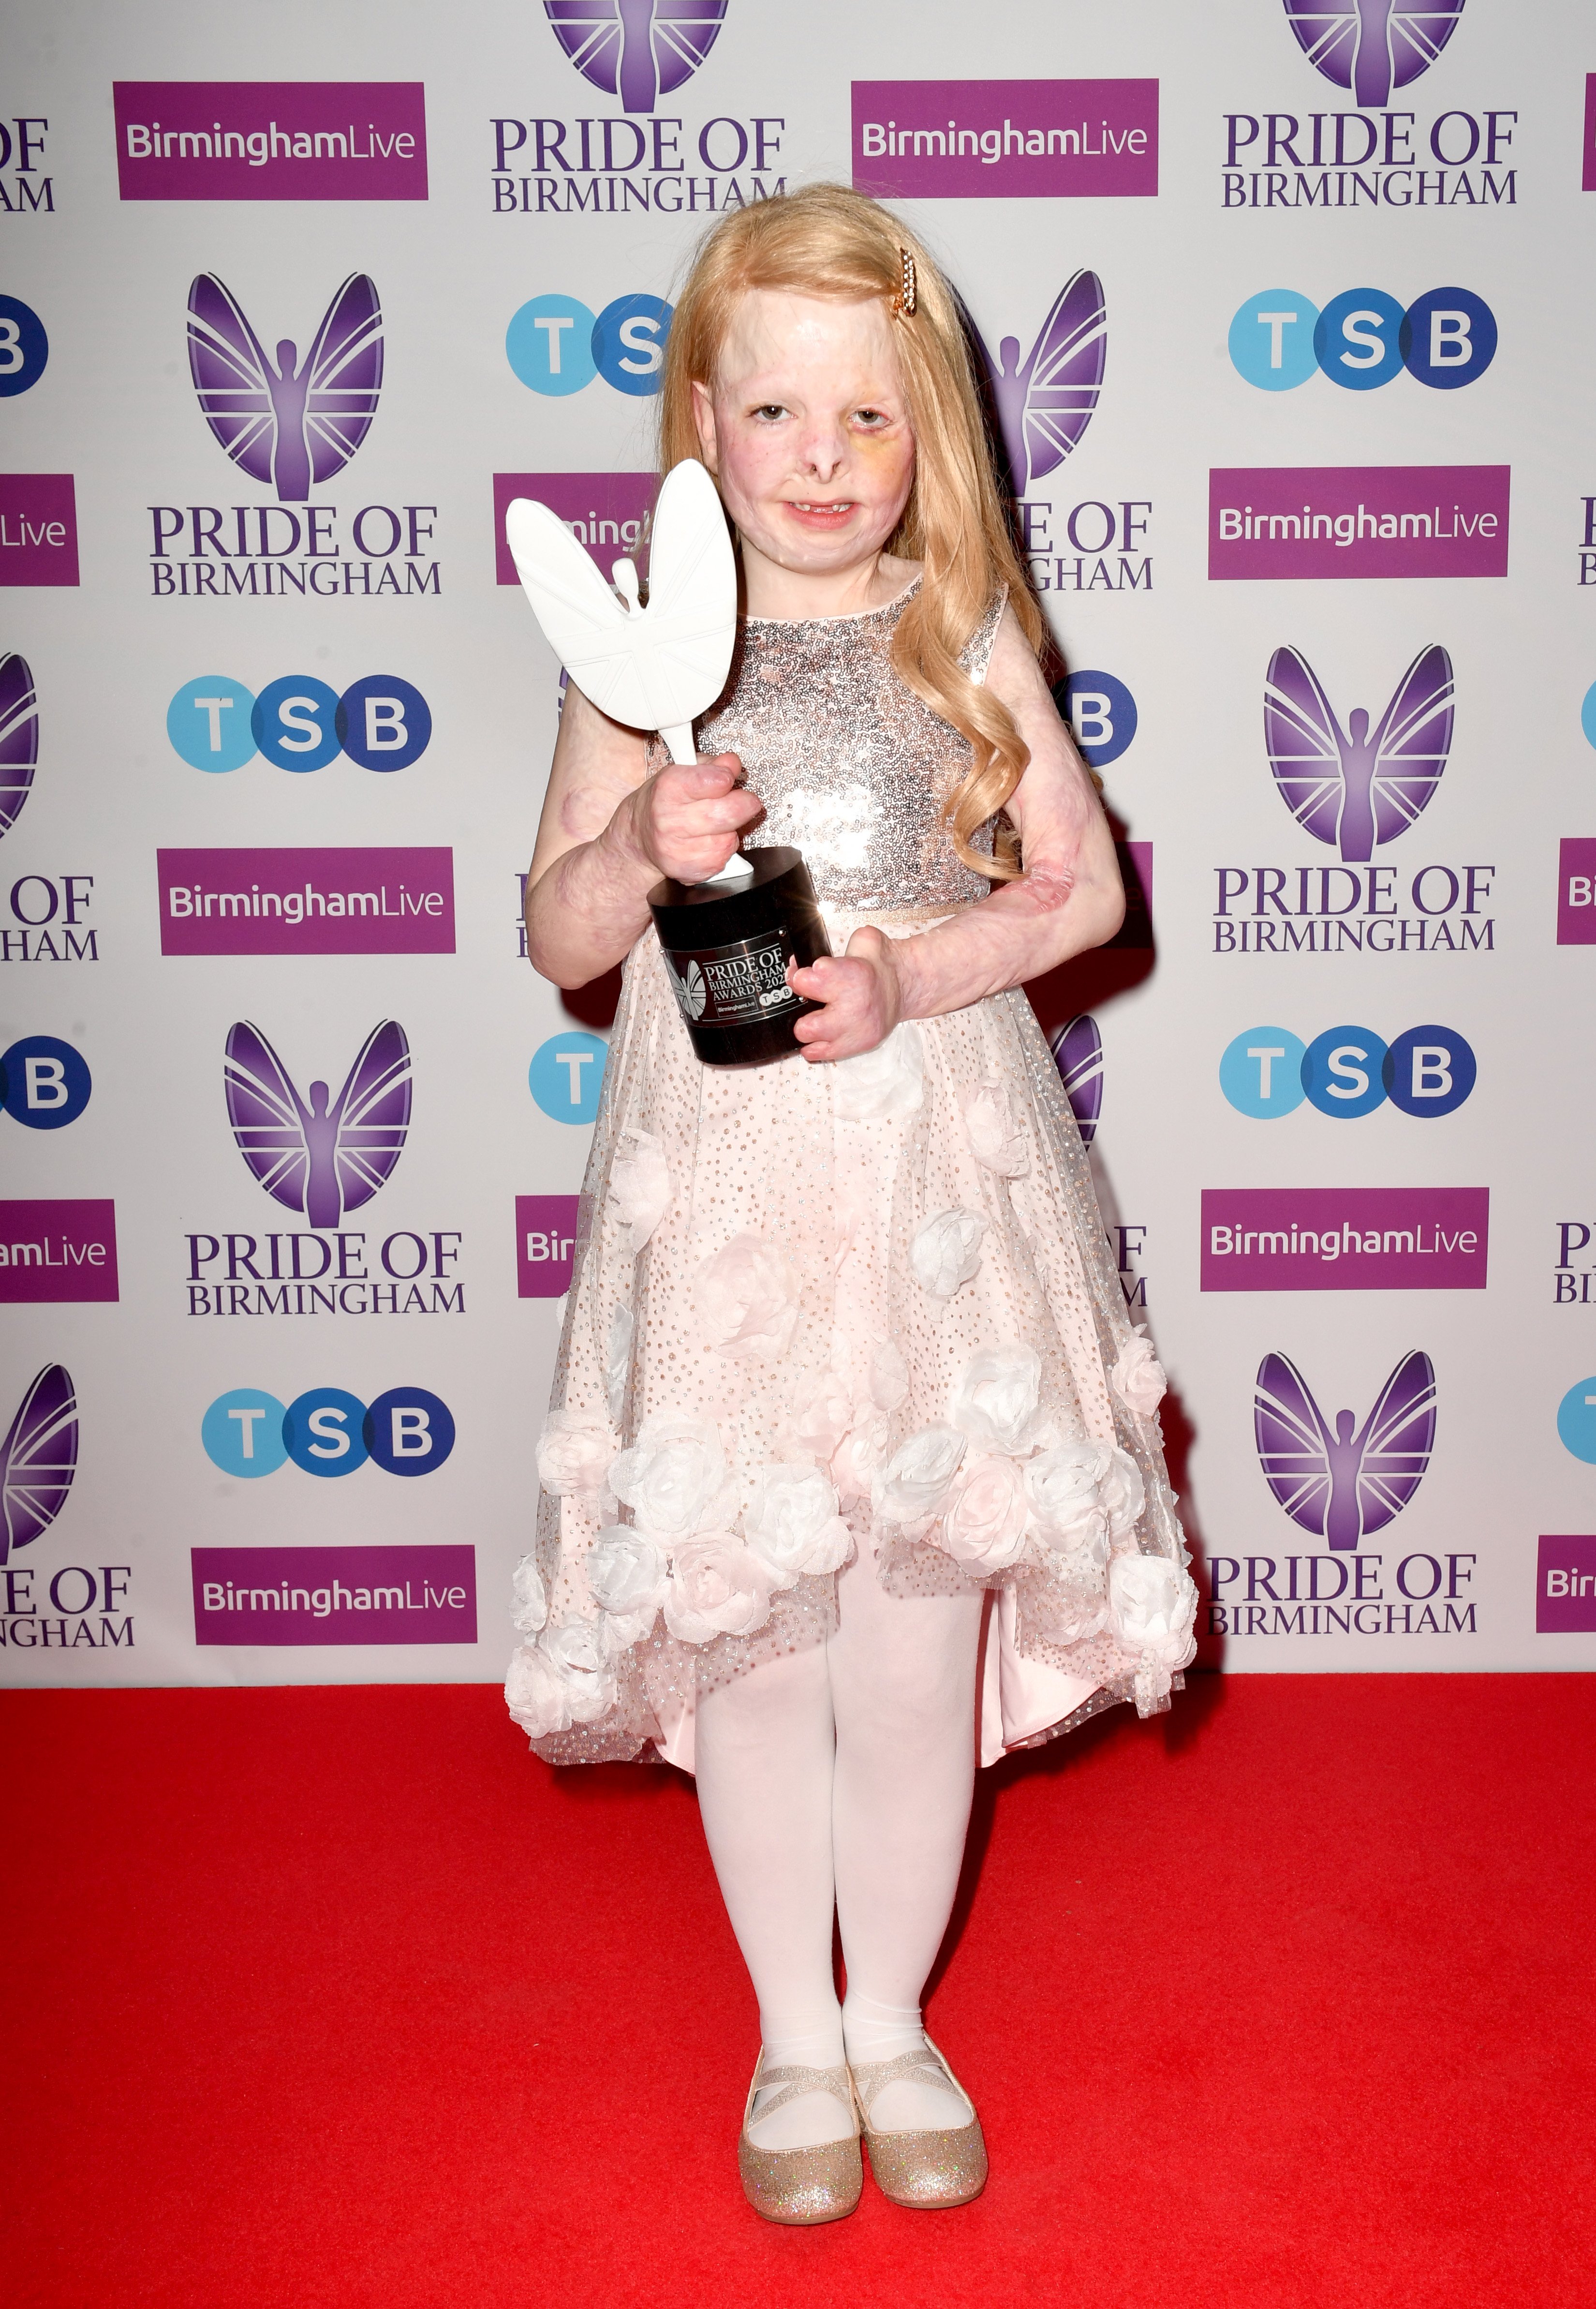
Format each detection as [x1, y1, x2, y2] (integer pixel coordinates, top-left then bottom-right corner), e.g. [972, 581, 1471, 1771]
[509, 582, 1194, 1767]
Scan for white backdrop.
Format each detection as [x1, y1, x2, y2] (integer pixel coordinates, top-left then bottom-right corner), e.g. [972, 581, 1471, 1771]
[3, 0, 1593, 1687]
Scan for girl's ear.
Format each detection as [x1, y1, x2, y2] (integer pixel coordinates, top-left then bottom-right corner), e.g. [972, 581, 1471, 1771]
[691, 379, 719, 474]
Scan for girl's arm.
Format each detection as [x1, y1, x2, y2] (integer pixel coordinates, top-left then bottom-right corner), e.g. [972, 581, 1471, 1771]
[523, 681, 764, 990]
[788, 607, 1126, 1059]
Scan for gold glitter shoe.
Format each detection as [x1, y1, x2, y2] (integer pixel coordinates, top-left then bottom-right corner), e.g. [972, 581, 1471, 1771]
[737, 2053, 863, 2226]
[851, 2038, 989, 2210]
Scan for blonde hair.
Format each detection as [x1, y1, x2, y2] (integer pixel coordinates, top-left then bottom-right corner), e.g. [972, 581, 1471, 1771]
[658, 183, 1043, 878]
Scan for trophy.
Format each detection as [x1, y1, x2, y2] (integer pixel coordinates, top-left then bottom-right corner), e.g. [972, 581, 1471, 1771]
[505, 459, 831, 1068]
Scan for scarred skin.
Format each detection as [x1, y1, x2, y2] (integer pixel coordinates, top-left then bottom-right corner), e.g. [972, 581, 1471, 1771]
[523, 289, 1124, 1058]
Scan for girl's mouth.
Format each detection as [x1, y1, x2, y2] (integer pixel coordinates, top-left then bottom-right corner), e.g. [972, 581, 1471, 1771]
[785, 499, 856, 528]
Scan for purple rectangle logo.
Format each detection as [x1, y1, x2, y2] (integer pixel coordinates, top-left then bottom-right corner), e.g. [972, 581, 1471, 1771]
[1557, 838, 1596, 944]
[0, 476, 79, 587]
[1202, 1187, 1489, 1291]
[494, 472, 655, 585]
[0, 1200, 118, 1303]
[517, 1194, 580, 1298]
[1537, 1536, 1596, 1632]
[1209, 468, 1509, 580]
[192, 1544, 475, 1645]
[114, 82, 427, 200]
[852, 81, 1157, 199]
[157, 847, 454, 955]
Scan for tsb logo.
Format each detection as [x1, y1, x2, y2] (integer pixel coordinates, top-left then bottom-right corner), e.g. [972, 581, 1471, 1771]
[0, 1034, 91, 1128]
[201, 1383, 455, 1477]
[506, 293, 672, 397]
[1220, 1022, 1475, 1118]
[167, 673, 431, 772]
[1053, 669, 1137, 769]
[1230, 285, 1495, 389]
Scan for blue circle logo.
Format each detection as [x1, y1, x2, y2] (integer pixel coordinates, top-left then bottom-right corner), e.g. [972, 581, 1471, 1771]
[0, 294, 48, 398]
[506, 294, 598, 396]
[0, 1035, 92, 1129]
[283, 1387, 370, 1478]
[1227, 290, 1321, 391]
[1556, 1377, 1596, 1465]
[251, 676, 343, 773]
[1219, 1028, 1307, 1118]
[166, 677, 260, 772]
[201, 1389, 289, 1479]
[1314, 289, 1407, 391]
[530, 1031, 608, 1123]
[591, 293, 673, 396]
[1301, 1025, 1390, 1117]
[1383, 1024, 1476, 1118]
[1400, 287, 1497, 390]
[363, 1386, 456, 1476]
[335, 675, 433, 772]
[1057, 669, 1138, 768]
[1580, 681, 1596, 752]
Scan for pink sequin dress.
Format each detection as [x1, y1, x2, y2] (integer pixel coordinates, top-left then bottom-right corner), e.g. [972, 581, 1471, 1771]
[507, 581, 1196, 1768]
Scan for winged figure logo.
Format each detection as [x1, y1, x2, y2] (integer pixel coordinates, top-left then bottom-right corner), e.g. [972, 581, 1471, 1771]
[224, 1020, 411, 1229]
[1050, 1014, 1104, 1148]
[187, 272, 384, 501]
[672, 958, 708, 1020]
[1282, 1, 1467, 108]
[545, 0, 729, 112]
[0, 652, 38, 841]
[506, 457, 736, 765]
[975, 272, 1107, 495]
[0, 1364, 77, 1567]
[1264, 645, 1452, 864]
[1255, 1349, 1436, 1550]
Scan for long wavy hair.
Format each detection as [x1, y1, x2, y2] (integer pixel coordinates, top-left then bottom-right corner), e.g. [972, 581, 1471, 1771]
[657, 184, 1043, 878]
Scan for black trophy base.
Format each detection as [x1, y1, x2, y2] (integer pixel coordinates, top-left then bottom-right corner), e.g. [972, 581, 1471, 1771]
[648, 845, 832, 1067]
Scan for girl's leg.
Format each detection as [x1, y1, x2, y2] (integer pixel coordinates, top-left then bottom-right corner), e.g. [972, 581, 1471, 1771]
[693, 1640, 852, 2148]
[828, 1539, 985, 2130]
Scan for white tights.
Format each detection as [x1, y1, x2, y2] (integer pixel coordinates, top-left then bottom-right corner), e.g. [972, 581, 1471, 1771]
[694, 1531, 984, 2148]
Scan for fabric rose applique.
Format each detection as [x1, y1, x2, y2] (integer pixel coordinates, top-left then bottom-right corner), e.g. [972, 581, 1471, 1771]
[664, 1535, 774, 1644]
[1110, 1326, 1167, 1420]
[872, 1423, 966, 1538]
[535, 1409, 615, 1499]
[693, 1230, 802, 1362]
[1108, 1552, 1198, 1714]
[505, 1615, 618, 1741]
[608, 1127, 672, 1256]
[608, 1412, 738, 1542]
[942, 1454, 1029, 1573]
[910, 1207, 987, 1299]
[960, 1076, 1029, 1178]
[948, 1345, 1044, 1455]
[585, 1525, 669, 1652]
[510, 1553, 549, 1636]
[832, 1021, 925, 1123]
[742, 1464, 852, 1587]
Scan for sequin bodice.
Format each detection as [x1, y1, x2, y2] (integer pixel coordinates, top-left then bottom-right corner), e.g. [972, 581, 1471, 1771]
[694, 579, 1005, 912]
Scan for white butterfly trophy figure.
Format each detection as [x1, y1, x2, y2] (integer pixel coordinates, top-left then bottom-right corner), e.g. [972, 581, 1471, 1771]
[507, 459, 740, 880]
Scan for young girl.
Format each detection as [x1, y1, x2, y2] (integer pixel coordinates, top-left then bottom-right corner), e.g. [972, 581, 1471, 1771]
[507, 185, 1196, 2224]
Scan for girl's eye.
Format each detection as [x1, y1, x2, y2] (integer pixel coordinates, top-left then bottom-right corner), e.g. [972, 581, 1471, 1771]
[854, 407, 888, 427]
[751, 403, 786, 421]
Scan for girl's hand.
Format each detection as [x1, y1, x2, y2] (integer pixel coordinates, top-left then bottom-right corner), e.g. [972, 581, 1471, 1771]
[788, 926, 906, 1063]
[625, 752, 764, 886]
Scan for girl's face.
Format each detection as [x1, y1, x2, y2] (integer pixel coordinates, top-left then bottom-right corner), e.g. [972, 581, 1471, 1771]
[692, 288, 916, 582]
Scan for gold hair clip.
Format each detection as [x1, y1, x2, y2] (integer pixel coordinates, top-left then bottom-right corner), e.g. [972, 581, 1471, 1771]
[891, 249, 917, 318]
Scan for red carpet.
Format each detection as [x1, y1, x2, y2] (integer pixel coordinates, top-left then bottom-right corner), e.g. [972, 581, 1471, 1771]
[5, 1674, 1592, 2308]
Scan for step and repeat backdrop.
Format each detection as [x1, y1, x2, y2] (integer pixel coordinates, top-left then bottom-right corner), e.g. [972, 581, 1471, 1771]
[3, 0, 1595, 1689]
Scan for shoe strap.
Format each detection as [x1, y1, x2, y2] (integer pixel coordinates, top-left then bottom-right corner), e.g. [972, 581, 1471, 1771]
[749, 2059, 857, 2125]
[848, 2042, 972, 2126]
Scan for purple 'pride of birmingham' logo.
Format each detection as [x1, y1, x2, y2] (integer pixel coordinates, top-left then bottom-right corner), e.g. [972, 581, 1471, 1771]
[1050, 1014, 1104, 1148]
[0, 652, 38, 839]
[1265, 645, 1453, 863]
[545, 0, 728, 113]
[975, 273, 1107, 496]
[225, 1020, 411, 1228]
[187, 273, 383, 500]
[0, 1362, 77, 1566]
[1255, 1348, 1435, 1550]
[1283, 1, 1468, 109]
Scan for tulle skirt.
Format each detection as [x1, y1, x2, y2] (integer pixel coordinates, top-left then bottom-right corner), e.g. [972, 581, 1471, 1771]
[507, 906, 1196, 1770]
